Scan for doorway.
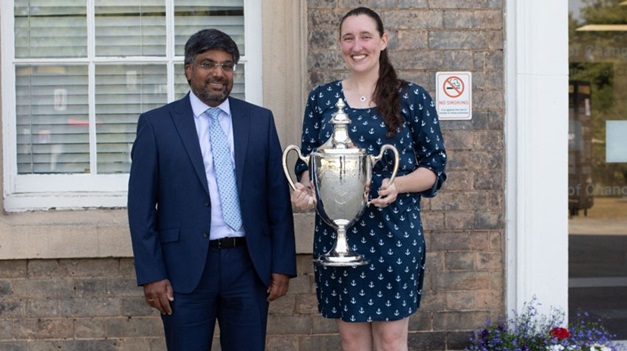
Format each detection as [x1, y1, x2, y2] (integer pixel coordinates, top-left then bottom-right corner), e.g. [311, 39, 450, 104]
[568, 0, 627, 340]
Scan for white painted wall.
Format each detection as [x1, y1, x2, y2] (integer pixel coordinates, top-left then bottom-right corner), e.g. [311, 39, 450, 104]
[505, 0, 569, 315]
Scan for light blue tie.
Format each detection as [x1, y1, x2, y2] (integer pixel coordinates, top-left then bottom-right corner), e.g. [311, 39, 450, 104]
[206, 108, 243, 231]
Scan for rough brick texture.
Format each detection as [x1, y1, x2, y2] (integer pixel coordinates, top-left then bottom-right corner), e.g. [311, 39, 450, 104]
[0, 258, 164, 351]
[0, 1, 504, 350]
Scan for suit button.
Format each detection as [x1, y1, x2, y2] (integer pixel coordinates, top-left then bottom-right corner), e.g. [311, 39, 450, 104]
[203, 232, 208, 238]
[204, 202, 210, 207]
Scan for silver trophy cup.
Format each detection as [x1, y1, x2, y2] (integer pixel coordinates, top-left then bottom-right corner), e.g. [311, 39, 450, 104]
[282, 98, 399, 267]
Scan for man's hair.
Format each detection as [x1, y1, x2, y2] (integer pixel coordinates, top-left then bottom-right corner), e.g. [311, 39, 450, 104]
[184, 29, 240, 65]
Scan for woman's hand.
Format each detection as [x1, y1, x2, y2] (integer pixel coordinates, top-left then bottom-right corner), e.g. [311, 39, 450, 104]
[291, 181, 316, 211]
[369, 178, 398, 208]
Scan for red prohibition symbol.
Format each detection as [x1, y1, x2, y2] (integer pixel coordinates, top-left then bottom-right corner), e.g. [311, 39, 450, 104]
[443, 76, 464, 98]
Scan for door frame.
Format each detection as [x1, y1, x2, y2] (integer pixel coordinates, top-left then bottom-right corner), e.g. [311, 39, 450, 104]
[505, 0, 569, 315]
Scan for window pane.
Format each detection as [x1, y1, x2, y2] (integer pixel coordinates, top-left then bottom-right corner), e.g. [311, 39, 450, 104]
[15, 0, 87, 58]
[174, 63, 189, 100]
[16, 65, 90, 174]
[231, 64, 246, 99]
[174, 1, 244, 57]
[6, 0, 250, 207]
[95, 1, 166, 57]
[95, 64, 168, 174]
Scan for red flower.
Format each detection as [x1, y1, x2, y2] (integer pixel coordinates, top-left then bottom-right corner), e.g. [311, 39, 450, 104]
[550, 327, 571, 340]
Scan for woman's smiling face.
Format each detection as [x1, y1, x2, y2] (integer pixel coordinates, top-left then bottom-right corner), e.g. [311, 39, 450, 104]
[339, 14, 388, 75]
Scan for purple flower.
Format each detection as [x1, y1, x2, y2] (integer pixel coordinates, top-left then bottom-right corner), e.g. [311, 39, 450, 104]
[466, 298, 623, 351]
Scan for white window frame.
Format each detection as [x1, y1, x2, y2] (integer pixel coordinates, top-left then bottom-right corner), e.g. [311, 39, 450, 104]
[1, 0, 262, 212]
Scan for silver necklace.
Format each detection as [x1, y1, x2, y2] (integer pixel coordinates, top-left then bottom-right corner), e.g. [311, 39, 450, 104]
[359, 95, 366, 102]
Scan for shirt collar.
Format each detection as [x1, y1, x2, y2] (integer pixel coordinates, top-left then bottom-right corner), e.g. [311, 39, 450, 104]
[189, 91, 232, 119]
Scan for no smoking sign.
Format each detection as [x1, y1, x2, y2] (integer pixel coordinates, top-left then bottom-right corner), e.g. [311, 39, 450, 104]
[435, 72, 472, 120]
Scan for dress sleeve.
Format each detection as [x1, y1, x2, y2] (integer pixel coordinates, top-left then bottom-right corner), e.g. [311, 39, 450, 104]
[405, 83, 447, 198]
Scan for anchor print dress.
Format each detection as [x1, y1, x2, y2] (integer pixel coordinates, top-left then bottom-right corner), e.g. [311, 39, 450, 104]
[295, 80, 447, 322]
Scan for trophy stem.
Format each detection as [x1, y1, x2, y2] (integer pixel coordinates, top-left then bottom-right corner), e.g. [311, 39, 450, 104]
[315, 224, 369, 267]
[335, 226, 349, 254]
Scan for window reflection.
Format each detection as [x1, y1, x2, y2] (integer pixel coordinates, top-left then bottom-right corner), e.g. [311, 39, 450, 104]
[568, 0, 627, 340]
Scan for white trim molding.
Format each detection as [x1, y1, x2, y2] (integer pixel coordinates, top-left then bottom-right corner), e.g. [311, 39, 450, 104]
[244, 0, 263, 105]
[506, 0, 569, 315]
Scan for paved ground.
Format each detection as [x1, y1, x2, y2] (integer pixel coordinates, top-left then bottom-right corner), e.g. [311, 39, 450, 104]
[570, 218, 627, 236]
[568, 219, 627, 340]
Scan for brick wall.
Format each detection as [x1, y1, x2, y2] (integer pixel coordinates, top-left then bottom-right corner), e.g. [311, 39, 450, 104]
[0, 1, 505, 351]
[0, 251, 496, 351]
[0, 258, 163, 350]
[0, 257, 337, 351]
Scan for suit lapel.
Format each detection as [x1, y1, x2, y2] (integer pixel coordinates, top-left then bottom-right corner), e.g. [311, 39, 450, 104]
[171, 94, 210, 196]
[229, 97, 250, 191]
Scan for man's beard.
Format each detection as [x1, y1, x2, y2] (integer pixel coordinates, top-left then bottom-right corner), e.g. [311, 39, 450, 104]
[196, 79, 231, 104]
[202, 90, 228, 103]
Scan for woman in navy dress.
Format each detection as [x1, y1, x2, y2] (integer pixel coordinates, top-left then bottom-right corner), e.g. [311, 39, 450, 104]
[292, 7, 447, 351]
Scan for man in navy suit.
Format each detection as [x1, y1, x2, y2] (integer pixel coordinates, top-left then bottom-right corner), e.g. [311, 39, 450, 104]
[127, 29, 296, 351]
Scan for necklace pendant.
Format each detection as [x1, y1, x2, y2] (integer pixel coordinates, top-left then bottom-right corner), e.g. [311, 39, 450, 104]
[359, 96, 366, 102]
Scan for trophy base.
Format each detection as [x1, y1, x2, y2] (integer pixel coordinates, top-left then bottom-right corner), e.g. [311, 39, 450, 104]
[314, 255, 369, 267]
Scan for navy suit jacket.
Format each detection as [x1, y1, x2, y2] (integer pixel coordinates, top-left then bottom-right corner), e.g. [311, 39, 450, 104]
[128, 94, 296, 293]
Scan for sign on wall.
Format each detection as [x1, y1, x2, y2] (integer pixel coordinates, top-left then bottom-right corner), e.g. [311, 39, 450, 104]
[435, 72, 472, 120]
[606, 120, 627, 163]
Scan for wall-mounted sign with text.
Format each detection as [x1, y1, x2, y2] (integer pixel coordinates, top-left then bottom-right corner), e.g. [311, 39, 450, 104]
[435, 71, 472, 120]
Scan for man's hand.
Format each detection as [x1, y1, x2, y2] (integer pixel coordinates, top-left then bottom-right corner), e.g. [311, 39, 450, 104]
[144, 279, 174, 315]
[267, 273, 289, 301]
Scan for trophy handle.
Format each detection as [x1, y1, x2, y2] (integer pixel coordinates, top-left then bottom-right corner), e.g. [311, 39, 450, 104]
[282, 144, 310, 191]
[371, 144, 400, 185]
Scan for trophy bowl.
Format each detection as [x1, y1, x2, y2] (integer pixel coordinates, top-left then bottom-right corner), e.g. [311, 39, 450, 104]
[282, 98, 399, 267]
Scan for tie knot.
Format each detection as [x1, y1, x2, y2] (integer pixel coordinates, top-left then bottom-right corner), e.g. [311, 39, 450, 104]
[205, 108, 221, 121]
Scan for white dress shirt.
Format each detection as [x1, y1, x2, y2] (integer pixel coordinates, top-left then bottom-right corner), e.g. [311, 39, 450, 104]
[190, 92, 245, 239]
